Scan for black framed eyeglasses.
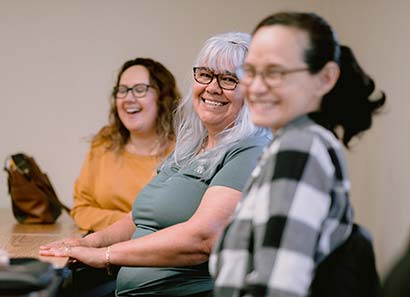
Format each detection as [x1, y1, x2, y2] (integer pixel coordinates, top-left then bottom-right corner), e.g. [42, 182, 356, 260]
[114, 84, 155, 99]
[239, 65, 309, 88]
[193, 67, 239, 90]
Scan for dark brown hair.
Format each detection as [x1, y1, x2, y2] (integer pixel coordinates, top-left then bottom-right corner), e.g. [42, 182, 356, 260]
[92, 57, 180, 154]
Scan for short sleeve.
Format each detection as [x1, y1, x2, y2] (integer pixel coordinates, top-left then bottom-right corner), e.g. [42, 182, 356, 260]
[209, 138, 267, 191]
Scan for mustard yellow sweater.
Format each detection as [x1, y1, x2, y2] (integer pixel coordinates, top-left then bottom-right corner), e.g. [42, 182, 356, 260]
[71, 144, 172, 231]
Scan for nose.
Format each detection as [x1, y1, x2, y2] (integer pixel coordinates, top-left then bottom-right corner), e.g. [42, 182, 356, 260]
[246, 74, 269, 95]
[124, 90, 137, 101]
[206, 77, 223, 94]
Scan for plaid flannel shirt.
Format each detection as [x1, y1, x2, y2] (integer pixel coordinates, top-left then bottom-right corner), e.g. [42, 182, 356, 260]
[210, 115, 353, 297]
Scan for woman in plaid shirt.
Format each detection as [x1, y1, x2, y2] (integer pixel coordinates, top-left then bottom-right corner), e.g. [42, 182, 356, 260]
[211, 12, 386, 297]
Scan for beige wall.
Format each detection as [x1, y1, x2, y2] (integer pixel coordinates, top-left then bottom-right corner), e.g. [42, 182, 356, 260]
[0, 0, 408, 276]
[323, 0, 410, 277]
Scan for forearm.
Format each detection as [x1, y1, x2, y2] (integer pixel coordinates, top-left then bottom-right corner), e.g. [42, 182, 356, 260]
[108, 187, 240, 268]
[109, 220, 214, 267]
[83, 213, 136, 248]
[41, 186, 240, 269]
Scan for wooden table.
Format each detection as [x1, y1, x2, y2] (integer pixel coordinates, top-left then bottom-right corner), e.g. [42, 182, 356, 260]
[0, 208, 83, 268]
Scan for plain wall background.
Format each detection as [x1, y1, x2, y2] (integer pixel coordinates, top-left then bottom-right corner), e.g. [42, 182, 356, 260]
[0, 0, 408, 277]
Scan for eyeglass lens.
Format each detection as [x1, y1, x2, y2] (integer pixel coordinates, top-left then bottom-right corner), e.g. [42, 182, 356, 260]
[115, 84, 151, 98]
[193, 67, 238, 90]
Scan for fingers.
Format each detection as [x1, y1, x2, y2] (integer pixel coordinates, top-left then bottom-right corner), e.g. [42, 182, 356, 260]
[39, 241, 64, 250]
[39, 245, 71, 257]
[39, 238, 80, 250]
[64, 244, 72, 254]
[39, 240, 73, 257]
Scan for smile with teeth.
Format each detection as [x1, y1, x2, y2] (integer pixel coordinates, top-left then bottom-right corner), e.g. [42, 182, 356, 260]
[249, 99, 278, 108]
[126, 107, 141, 114]
[202, 98, 228, 107]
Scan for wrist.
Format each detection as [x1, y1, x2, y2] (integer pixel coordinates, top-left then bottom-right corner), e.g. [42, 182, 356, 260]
[83, 233, 101, 248]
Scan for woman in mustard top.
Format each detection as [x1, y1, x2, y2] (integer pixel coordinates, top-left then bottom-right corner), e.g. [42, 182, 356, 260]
[71, 58, 180, 231]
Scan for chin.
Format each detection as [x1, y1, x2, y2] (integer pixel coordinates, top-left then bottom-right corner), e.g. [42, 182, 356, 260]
[126, 124, 144, 133]
[251, 115, 272, 129]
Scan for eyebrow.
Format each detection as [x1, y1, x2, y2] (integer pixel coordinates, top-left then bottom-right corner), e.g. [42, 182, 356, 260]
[118, 83, 150, 86]
[243, 62, 284, 69]
[219, 70, 237, 77]
[200, 67, 237, 76]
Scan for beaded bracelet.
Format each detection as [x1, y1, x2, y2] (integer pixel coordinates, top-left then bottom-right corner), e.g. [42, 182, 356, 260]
[105, 246, 112, 276]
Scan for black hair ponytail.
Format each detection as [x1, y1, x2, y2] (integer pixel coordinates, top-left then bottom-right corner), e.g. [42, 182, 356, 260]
[310, 46, 386, 147]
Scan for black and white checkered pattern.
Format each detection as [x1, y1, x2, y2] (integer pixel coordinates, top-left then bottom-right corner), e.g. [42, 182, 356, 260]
[210, 115, 353, 297]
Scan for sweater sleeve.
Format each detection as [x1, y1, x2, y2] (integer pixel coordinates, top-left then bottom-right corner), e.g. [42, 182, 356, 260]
[71, 147, 129, 231]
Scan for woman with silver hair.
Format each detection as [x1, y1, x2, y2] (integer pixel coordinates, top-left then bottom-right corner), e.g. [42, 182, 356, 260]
[168, 32, 268, 179]
[40, 32, 270, 297]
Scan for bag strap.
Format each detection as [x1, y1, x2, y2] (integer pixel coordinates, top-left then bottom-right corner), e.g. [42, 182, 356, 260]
[4, 156, 12, 195]
[3, 155, 12, 175]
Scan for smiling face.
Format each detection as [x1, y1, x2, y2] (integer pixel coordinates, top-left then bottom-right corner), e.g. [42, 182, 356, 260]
[243, 25, 325, 132]
[116, 65, 158, 136]
[192, 66, 244, 135]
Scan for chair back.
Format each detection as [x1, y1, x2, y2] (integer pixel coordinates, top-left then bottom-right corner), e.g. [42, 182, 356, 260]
[310, 224, 381, 297]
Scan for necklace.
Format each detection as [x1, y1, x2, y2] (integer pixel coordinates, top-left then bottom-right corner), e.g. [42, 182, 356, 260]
[199, 140, 208, 154]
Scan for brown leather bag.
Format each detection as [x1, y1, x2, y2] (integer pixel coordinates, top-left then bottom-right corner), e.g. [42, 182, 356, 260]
[4, 153, 70, 224]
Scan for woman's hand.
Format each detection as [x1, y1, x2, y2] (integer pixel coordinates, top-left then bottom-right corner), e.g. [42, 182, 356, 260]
[39, 237, 84, 251]
[39, 245, 106, 268]
[39, 236, 97, 256]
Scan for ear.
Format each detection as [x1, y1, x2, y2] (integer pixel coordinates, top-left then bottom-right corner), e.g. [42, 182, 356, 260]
[315, 61, 340, 97]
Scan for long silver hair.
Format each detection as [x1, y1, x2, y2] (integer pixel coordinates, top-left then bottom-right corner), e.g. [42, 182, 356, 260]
[162, 32, 270, 176]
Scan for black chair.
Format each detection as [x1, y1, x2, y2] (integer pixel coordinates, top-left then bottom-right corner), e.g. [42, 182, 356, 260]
[60, 259, 117, 297]
[381, 244, 410, 297]
[310, 224, 381, 297]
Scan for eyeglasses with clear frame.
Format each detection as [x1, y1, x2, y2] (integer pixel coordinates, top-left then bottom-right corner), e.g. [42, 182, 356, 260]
[193, 67, 239, 91]
[239, 65, 310, 88]
[114, 84, 155, 99]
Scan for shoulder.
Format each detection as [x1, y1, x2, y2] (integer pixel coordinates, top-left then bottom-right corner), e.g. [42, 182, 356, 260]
[213, 135, 271, 174]
[225, 135, 271, 157]
[87, 141, 118, 162]
[273, 118, 347, 178]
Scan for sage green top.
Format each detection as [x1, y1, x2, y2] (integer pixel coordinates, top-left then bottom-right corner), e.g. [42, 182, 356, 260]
[115, 135, 269, 296]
